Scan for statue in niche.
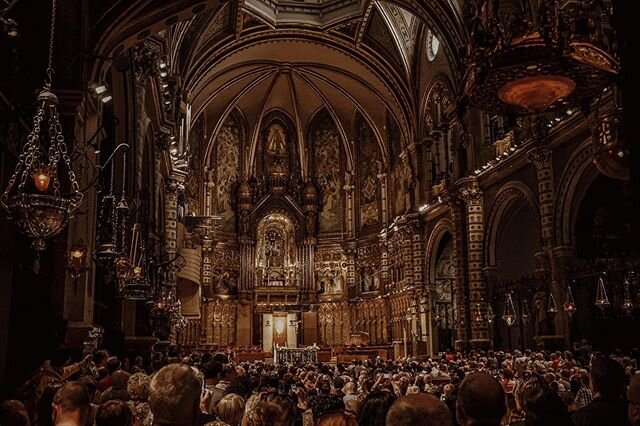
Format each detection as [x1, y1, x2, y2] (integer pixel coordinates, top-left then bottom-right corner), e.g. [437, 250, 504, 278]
[362, 269, 373, 292]
[331, 272, 344, 294]
[266, 123, 287, 155]
[265, 230, 285, 267]
[373, 274, 380, 291]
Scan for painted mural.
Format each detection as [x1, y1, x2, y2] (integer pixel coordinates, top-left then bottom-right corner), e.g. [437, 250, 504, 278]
[211, 112, 241, 232]
[356, 113, 380, 228]
[311, 110, 343, 233]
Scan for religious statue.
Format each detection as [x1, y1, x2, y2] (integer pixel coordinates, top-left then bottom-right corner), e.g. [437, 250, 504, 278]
[266, 124, 287, 154]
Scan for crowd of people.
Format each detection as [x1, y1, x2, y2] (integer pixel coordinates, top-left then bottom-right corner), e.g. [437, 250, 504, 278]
[1, 341, 639, 426]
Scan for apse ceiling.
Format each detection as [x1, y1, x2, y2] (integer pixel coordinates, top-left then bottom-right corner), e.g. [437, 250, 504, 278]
[157, 0, 450, 169]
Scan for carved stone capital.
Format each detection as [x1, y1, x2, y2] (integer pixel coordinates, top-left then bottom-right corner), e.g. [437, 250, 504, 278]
[165, 177, 186, 196]
[458, 178, 483, 205]
[133, 44, 160, 82]
[527, 147, 552, 170]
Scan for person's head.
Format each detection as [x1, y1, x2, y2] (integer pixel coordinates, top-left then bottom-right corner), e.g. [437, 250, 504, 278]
[222, 363, 238, 382]
[315, 411, 358, 426]
[343, 382, 356, 395]
[252, 392, 298, 426]
[591, 357, 625, 398]
[95, 400, 133, 426]
[0, 400, 30, 426]
[386, 393, 452, 426]
[202, 360, 223, 384]
[127, 372, 151, 402]
[111, 370, 131, 390]
[37, 382, 64, 426]
[106, 357, 122, 375]
[94, 350, 110, 368]
[52, 382, 91, 426]
[513, 371, 569, 426]
[456, 372, 506, 426]
[149, 363, 201, 426]
[216, 394, 245, 426]
[357, 391, 397, 426]
[627, 374, 640, 426]
[333, 377, 345, 392]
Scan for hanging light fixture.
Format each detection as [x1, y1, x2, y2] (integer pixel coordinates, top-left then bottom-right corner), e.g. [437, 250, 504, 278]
[119, 223, 152, 300]
[595, 274, 610, 311]
[502, 293, 518, 327]
[1, 0, 83, 251]
[547, 287, 558, 314]
[66, 242, 88, 289]
[564, 281, 577, 317]
[473, 303, 484, 323]
[521, 300, 531, 326]
[486, 303, 495, 324]
[622, 275, 634, 314]
[463, 0, 618, 115]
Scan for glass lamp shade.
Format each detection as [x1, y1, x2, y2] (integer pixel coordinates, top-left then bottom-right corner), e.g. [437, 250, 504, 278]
[31, 166, 54, 192]
[67, 244, 87, 268]
[498, 75, 576, 113]
[4, 193, 78, 251]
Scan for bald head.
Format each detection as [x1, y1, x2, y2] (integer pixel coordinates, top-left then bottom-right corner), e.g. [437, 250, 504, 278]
[386, 393, 452, 426]
[457, 372, 506, 426]
[149, 363, 201, 426]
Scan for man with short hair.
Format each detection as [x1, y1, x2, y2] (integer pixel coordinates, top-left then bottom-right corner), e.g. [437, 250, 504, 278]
[95, 400, 133, 426]
[210, 363, 237, 407]
[386, 393, 452, 426]
[627, 374, 640, 426]
[571, 357, 630, 426]
[456, 372, 506, 426]
[149, 364, 202, 426]
[52, 382, 91, 426]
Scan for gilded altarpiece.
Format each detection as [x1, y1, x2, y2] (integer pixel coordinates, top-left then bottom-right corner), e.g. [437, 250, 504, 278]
[319, 302, 350, 345]
[315, 249, 347, 297]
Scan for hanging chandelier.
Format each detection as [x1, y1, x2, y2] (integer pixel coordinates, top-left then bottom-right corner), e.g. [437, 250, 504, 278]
[622, 274, 634, 314]
[463, 0, 618, 115]
[486, 303, 495, 324]
[521, 300, 531, 325]
[564, 281, 577, 317]
[502, 292, 518, 326]
[547, 287, 558, 313]
[1, 0, 82, 251]
[595, 274, 610, 311]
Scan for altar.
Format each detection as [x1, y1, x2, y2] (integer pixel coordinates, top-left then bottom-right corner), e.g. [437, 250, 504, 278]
[274, 344, 318, 364]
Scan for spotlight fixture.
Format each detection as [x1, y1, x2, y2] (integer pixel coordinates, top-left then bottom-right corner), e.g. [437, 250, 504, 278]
[100, 95, 113, 104]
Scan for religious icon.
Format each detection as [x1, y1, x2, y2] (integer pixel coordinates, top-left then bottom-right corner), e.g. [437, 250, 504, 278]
[266, 124, 287, 154]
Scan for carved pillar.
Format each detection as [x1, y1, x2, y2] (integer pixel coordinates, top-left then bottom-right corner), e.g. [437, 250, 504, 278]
[528, 148, 554, 247]
[459, 178, 489, 347]
[344, 172, 356, 239]
[164, 173, 186, 285]
[528, 148, 570, 346]
[343, 242, 357, 299]
[445, 193, 469, 346]
[378, 171, 389, 226]
[239, 238, 255, 298]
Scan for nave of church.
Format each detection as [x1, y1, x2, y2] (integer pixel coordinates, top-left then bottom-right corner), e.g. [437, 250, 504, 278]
[0, 0, 638, 401]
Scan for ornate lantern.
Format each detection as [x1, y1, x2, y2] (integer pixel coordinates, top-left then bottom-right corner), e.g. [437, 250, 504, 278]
[547, 288, 558, 314]
[1, 0, 83, 251]
[502, 293, 518, 327]
[486, 303, 495, 324]
[66, 242, 88, 288]
[521, 300, 531, 325]
[564, 281, 577, 317]
[593, 108, 628, 181]
[595, 274, 610, 311]
[464, 0, 618, 115]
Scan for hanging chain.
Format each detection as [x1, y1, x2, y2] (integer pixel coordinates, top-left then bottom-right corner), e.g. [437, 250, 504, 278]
[45, 0, 57, 87]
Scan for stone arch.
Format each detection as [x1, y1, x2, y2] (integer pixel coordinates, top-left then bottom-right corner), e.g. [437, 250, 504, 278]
[485, 181, 540, 267]
[425, 218, 455, 285]
[421, 75, 456, 137]
[554, 139, 599, 246]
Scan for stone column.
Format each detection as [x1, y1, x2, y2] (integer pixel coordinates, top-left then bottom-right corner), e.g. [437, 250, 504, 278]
[344, 172, 356, 239]
[444, 193, 469, 347]
[528, 147, 571, 346]
[378, 171, 389, 226]
[63, 98, 100, 346]
[459, 178, 490, 348]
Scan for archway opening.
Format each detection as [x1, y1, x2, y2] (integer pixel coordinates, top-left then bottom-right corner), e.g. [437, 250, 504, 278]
[572, 175, 638, 351]
[493, 201, 540, 350]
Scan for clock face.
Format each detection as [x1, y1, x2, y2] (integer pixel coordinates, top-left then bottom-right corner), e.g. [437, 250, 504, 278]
[426, 30, 440, 62]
